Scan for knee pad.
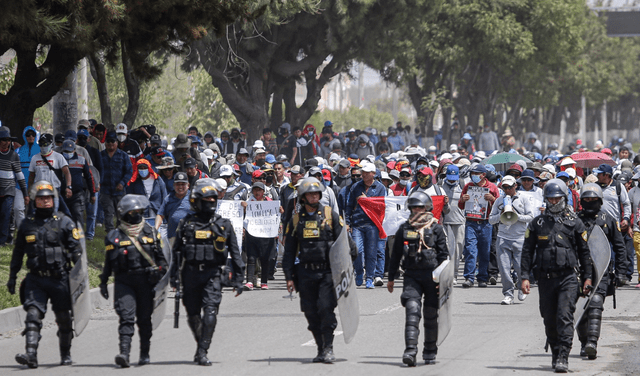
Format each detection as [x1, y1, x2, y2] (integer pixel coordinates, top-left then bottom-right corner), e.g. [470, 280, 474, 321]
[423, 306, 438, 321]
[54, 310, 73, 334]
[203, 307, 217, 328]
[25, 307, 44, 329]
[405, 300, 421, 327]
[588, 293, 604, 310]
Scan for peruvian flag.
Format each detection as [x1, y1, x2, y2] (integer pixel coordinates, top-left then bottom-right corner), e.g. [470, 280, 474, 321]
[358, 196, 446, 239]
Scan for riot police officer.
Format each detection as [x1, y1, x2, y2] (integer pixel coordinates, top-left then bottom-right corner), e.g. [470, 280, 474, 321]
[576, 183, 626, 360]
[283, 177, 345, 364]
[99, 194, 168, 367]
[171, 178, 245, 366]
[387, 191, 449, 366]
[521, 178, 593, 373]
[7, 181, 83, 368]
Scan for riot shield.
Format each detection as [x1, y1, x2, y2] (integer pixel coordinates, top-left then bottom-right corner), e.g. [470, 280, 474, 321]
[329, 229, 359, 344]
[69, 224, 91, 336]
[574, 225, 611, 328]
[434, 258, 453, 346]
[151, 235, 172, 330]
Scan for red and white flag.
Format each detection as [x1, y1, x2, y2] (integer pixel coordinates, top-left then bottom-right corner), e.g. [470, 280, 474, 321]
[358, 196, 446, 239]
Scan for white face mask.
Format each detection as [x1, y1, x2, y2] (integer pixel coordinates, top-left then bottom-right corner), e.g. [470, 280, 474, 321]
[40, 144, 53, 155]
[399, 179, 409, 186]
[117, 134, 127, 142]
[63, 152, 74, 160]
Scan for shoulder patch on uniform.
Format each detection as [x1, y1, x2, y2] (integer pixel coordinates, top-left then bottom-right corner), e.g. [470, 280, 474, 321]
[581, 231, 588, 242]
[106, 244, 114, 251]
[26, 235, 36, 243]
[72, 228, 83, 240]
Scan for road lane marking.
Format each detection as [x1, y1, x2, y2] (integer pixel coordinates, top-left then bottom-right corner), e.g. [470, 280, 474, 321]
[375, 303, 402, 314]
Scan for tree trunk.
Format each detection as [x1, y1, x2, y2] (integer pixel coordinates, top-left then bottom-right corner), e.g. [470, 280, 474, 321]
[88, 52, 112, 126]
[52, 69, 78, 135]
[121, 43, 140, 127]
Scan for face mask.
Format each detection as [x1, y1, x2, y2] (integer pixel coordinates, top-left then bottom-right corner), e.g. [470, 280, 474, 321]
[308, 131, 314, 137]
[471, 175, 482, 184]
[417, 174, 431, 188]
[63, 152, 74, 160]
[266, 175, 274, 184]
[399, 179, 409, 186]
[117, 134, 127, 142]
[255, 159, 265, 167]
[139, 169, 150, 178]
[213, 153, 219, 159]
[35, 207, 54, 218]
[122, 212, 143, 224]
[77, 138, 88, 147]
[201, 200, 217, 215]
[546, 197, 566, 214]
[581, 200, 602, 215]
[40, 144, 52, 155]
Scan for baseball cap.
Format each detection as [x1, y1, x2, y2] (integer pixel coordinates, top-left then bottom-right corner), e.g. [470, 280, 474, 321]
[501, 175, 517, 187]
[64, 130, 78, 141]
[251, 182, 266, 191]
[290, 165, 302, 174]
[237, 148, 249, 156]
[184, 158, 197, 169]
[389, 170, 400, 179]
[556, 171, 571, 180]
[77, 128, 90, 138]
[219, 165, 234, 177]
[593, 164, 613, 175]
[252, 169, 266, 178]
[471, 164, 487, 174]
[115, 123, 128, 134]
[62, 140, 76, 153]
[265, 154, 276, 164]
[174, 172, 189, 183]
[150, 146, 166, 157]
[506, 163, 523, 174]
[215, 178, 228, 191]
[361, 163, 376, 173]
[322, 169, 332, 181]
[445, 165, 459, 181]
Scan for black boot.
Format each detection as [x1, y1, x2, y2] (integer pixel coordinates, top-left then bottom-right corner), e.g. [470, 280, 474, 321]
[579, 343, 587, 357]
[585, 299, 603, 360]
[423, 307, 438, 365]
[322, 333, 335, 364]
[115, 335, 131, 368]
[554, 346, 569, 373]
[138, 340, 150, 365]
[195, 309, 217, 366]
[312, 332, 324, 363]
[551, 346, 559, 369]
[187, 315, 202, 362]
[15, 325, 40, 369]
[59, 331, 73, 365]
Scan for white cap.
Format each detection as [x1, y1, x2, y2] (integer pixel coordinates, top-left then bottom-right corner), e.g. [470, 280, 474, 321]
[115, 123, 128, 134]
[329, 154, 341, 161]
[560, 157, 575, 166]
[429, 160, 439, 170]
[439, 153, 453, 161]
[219, 165, 234, 177]
[215, 178, 228, 191]
[253, 140, 264, 149]
[501, 175, 517, 186]
[380, 171, 392, 181]
[203, 149, 214, 158]
[565, 167, 576, 179]
[361, 163, 376, 173]
[451, 152, 461, 161]
[543, 164, 556, 174]
[449, 143, 458, 151]
[428, 145, 437, 152]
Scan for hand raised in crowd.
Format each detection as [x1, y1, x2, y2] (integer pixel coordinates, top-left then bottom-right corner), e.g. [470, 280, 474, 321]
[483, 193, 495, 202]
[460, 193, 470, 203]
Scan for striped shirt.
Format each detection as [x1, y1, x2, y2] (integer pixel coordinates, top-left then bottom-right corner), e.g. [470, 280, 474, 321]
[0, 149, 27, 197]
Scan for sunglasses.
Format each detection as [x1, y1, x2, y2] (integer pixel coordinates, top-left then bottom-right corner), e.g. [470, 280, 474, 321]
[400, 173, 411, 178]
[502, 184, 515, 189]
[351, 174, 362, 178]
[254, 177, 266, 180]
[0, 138, 11, 142]
[25, 133, 36, 138]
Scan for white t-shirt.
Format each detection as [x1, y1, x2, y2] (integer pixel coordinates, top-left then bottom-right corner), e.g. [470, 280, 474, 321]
[29, 152, 68, 188]
[143, 177, 155, 197]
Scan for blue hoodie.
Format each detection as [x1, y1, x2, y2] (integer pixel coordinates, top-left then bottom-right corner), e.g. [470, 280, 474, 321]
[17, 126, 40, 187]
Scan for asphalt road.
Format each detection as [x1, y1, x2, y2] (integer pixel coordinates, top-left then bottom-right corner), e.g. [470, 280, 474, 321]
[1, 268, 640, 375]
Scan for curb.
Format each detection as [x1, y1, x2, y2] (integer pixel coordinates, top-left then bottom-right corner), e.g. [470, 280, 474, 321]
[0, 284, 114, 335]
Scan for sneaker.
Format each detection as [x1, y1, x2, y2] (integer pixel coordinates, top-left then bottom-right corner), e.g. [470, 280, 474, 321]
[366, 280, 375, 289]
[243, 282, 254, 291]
[355, 274, 363, 287]
[518, 290, 527, 301]
[261, 283, 268, 290]
[478, 281, 488, 288]
[453, 279, 458, 286]
[462, 279, 473, 288]
[374, 277, 384, 286]
[489, 276, 497, 285]
[501, 296, 513, 305]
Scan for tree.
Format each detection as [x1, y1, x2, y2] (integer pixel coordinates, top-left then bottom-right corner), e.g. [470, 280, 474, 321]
[0, 0, 261, 136]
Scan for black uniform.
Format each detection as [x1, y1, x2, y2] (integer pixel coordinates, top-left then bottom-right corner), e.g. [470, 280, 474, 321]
[9, 212, 83, 367]
[576, 210, 626, 358]
[282, 204, 344, 361]
[388, 219, 449, 362]
[172, 212, 244, 363]
[521, 211, 592, 367]
[100, 223, 168, 363]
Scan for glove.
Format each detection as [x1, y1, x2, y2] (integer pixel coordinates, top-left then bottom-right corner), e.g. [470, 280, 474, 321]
[71, 252, 81, 264]
[100, 284, 109, 300]
[6, 278, 16, 295]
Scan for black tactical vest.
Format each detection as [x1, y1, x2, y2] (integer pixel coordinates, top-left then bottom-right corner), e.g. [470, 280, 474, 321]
[23, 216, 66, 271]
[531, 215, 580, 272]
[293, 206, 334, 264]
[401, 224, 438, 270]
[181, 215, 229, 265]
[107, 226, 160, 274]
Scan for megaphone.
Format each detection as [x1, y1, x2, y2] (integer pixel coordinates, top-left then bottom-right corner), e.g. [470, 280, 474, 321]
[500, 195, 519, 225]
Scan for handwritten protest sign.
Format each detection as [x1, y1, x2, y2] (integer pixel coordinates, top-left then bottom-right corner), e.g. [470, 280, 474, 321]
[217, 200, 245, 249]
[245, 200, 281, 238]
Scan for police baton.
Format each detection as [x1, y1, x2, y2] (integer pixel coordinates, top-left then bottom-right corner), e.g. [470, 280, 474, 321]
[173, 251, 182, 329]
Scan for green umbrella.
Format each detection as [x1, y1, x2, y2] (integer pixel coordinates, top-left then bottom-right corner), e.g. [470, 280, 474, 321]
[481, 152, 532, 170]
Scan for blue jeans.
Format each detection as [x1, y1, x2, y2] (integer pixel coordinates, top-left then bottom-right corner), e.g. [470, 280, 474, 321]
[0, 195, 14, 244]
[463, 220, 492, 283]
[352, 224, 380, 282]
[376, 238, 386, 279]
[86, 192, 99, 239]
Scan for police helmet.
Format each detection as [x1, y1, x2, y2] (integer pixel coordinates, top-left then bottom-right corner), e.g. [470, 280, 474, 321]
[297, 177, 325, 197]
[29, 180, 58, 201]
[406, 191, 433, 211]
[117, 194, 150, 216]
[543, 178, 568, 199]
[580, 183, 603, 200]
[190, 178, 220, 212]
